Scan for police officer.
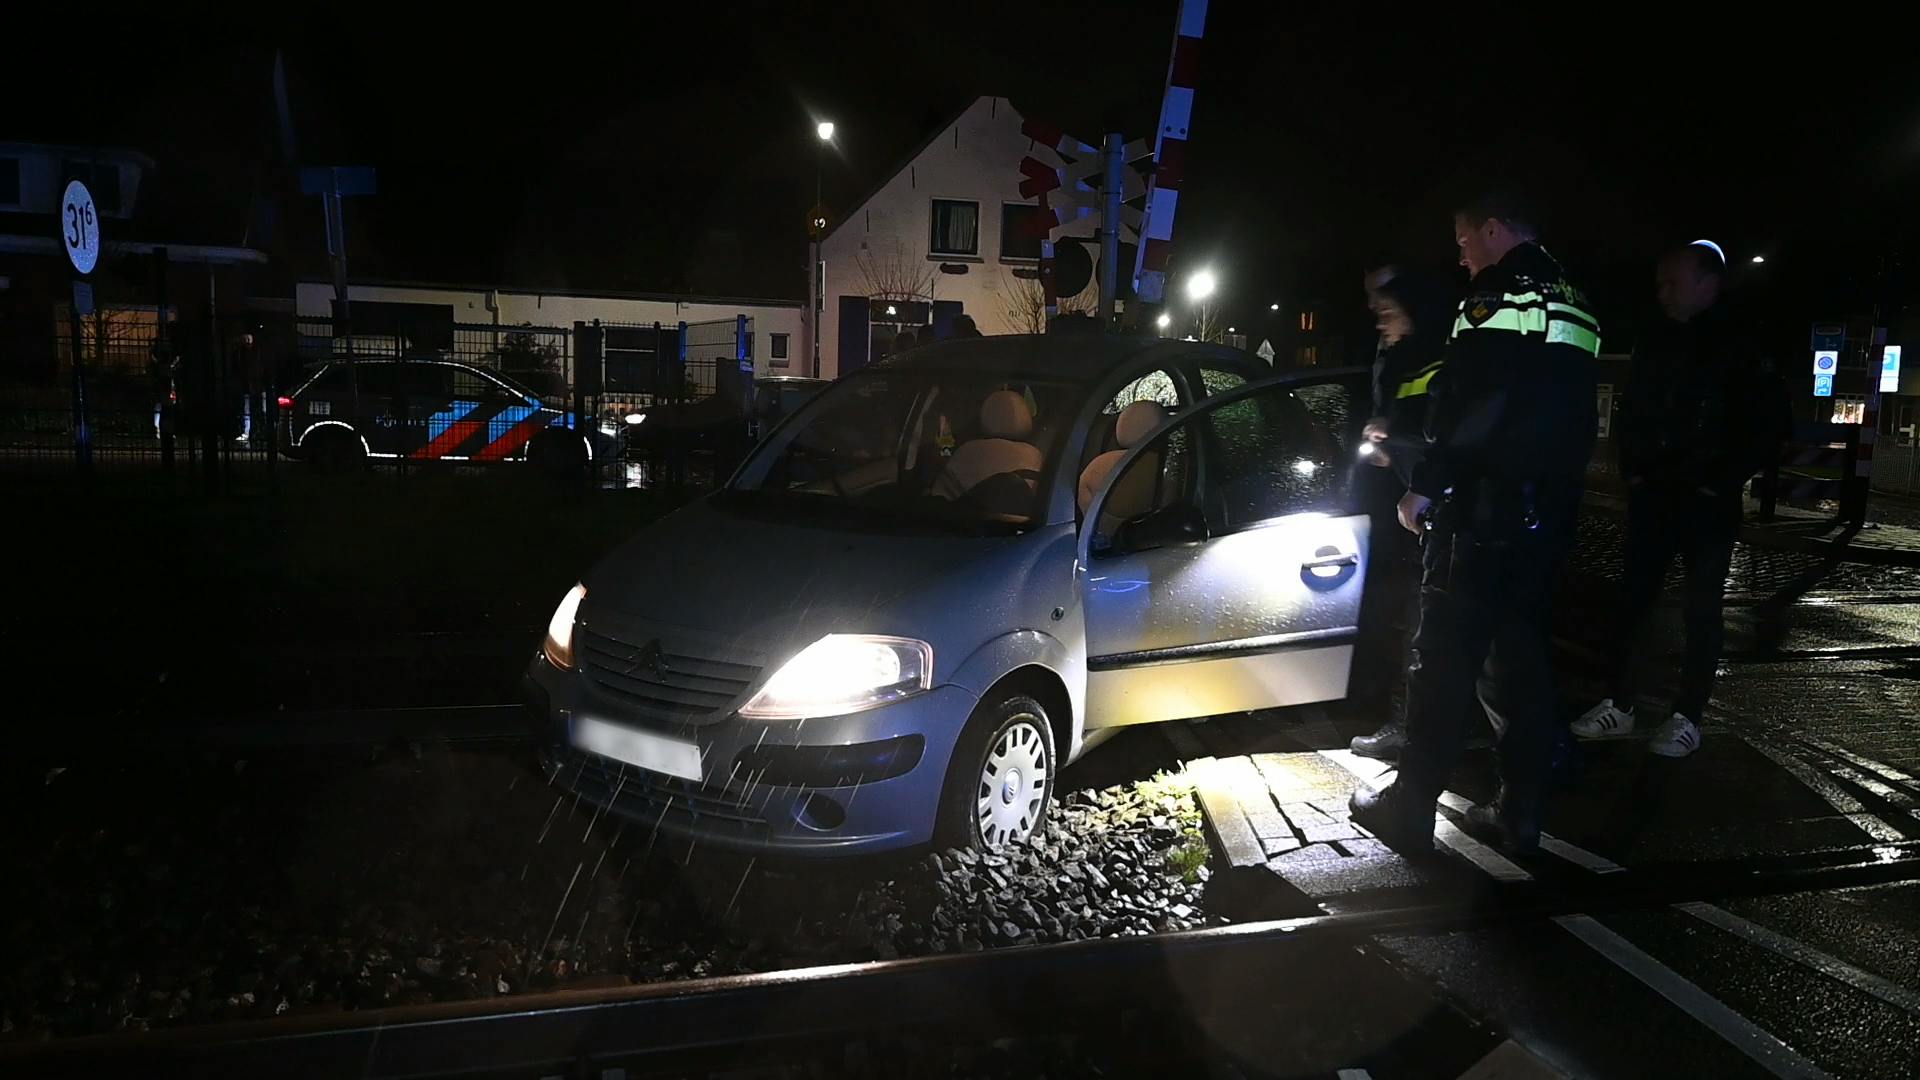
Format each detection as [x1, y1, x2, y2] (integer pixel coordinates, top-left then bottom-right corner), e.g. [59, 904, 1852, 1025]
[1350, 192, 1600, 855]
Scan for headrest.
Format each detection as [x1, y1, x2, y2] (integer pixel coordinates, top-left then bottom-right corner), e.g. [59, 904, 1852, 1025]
[1115, 400, 1167, 449]
[980, 390, 1034, 440]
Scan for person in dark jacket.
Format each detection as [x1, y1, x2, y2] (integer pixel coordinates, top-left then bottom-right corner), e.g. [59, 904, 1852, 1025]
[1349, 266, 1461, 758]
[1570, 241, 1791, 756]
[1350, 191, 1600, 856]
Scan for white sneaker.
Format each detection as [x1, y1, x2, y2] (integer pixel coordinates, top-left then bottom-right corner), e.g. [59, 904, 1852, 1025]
[1648, 714, 1703, 758]
[1571, 698, 1635, 739]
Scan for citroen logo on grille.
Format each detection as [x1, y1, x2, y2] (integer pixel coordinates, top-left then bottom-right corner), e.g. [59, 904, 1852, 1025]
[626, 640, 667, 679]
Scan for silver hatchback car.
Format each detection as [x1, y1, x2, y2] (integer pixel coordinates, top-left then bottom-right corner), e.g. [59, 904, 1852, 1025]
[524, 336, 1373, 856]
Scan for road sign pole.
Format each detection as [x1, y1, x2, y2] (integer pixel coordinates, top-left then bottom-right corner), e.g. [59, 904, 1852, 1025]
[68, 296, 90, 474]
[1098, 133, 1123, 327]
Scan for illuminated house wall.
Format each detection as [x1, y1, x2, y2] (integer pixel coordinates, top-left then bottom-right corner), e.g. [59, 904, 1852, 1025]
[812, 96, 1099, 379]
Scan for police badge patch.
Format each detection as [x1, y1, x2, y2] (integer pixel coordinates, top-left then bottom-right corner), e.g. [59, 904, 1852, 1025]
[1465, 294, 1499, 326]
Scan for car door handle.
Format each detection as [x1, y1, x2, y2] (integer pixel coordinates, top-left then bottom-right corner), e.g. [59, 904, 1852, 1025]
[1301, 551, 1358, 570]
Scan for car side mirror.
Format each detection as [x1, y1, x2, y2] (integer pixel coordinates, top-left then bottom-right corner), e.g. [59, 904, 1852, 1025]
[1114, 504, 1210, 554]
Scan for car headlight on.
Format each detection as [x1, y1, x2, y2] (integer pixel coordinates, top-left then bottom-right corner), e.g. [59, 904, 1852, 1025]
[738, 634, 933, 720]
[624, 413, 646, 425]
[543, 583, 587, 670]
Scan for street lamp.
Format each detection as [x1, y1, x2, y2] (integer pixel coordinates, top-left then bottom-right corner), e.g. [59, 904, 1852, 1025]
[1269, 302, 1280, 311]
[1155, 312, 1172, 334]
[810, 119, 836, 378]
[1751, 254, 1767, 264]
[1187, 269, 1217, 302]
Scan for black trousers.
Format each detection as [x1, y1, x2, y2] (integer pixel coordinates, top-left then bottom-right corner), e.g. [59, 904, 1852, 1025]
[1610, 488, 1739, 719]
[1397, 518, 1561, 813]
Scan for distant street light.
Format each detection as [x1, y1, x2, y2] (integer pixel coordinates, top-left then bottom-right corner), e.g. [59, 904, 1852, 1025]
[1187, 269, 1217, 302]
[1155, 312, 1172, 330]
[816, 121, 835, 142]
[1227, 326, 1236, 333]
[1269, 302, 1280, 311]
[1751, 254, 1767, 264]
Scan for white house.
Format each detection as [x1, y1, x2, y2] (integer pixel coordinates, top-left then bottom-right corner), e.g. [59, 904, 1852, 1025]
[293, 280, 804, 383]
[806, 96, 1098, 379]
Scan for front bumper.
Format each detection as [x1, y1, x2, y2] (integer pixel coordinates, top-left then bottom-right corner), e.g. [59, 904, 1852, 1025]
[523, 654, 979, 857]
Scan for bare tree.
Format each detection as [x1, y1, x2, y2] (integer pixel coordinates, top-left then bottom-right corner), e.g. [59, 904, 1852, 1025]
[993, 272, 1093, 336]
[856, 241, 938, 315]
[1192, 300, 1225, 344]
[82, 306, 161, 375]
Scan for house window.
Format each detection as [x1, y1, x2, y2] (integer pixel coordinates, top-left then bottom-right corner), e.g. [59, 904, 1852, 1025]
[1000, 204, 1041, 261]
[61, 160, 121, 214]
[0, 158, 20, 208]
[930, 199, 980, 257]
[770, 333, 789, 360]
[1299, 310, 1316, 332]
[1831, 395, 1866, 425]
[1297, 345, 1319, 367]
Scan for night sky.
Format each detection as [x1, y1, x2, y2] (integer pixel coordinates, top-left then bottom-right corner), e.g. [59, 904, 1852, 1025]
[13, 4, 1919, 348]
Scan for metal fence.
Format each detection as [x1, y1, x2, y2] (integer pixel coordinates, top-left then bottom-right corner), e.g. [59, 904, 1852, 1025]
[1, 311, 773, 493]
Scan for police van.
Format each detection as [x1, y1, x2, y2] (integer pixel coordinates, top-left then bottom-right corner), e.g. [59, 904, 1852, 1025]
[280, 358, 605, 472]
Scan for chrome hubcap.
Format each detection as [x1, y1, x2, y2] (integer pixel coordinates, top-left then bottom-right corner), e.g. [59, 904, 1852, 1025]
[977, 716, 1049, 848]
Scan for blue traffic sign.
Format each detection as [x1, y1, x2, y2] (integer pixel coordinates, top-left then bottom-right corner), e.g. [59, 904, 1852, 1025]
[1813, 373, 1834, 398]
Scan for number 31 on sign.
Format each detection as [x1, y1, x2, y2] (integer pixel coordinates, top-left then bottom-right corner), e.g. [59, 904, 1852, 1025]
[62, 180, 100, 276]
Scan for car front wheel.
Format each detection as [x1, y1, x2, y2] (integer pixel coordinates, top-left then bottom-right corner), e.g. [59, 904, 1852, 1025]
[937, 693, 1056, 850]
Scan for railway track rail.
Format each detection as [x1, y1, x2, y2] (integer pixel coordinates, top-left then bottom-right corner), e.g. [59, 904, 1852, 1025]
[7, 840, 1917, 1079]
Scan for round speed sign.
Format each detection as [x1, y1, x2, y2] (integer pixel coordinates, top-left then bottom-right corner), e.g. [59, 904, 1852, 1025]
[62, 180, 100, 275]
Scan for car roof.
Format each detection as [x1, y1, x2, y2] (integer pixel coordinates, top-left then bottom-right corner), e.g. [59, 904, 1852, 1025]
[875, 334, 1262, 383]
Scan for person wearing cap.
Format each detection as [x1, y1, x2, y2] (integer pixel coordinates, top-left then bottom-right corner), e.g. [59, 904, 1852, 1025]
[1571, 240, 1790, 757]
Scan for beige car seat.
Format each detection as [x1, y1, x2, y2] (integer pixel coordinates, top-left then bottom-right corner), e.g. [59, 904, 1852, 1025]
[934, 390, 1045, 501]
[1077, 400, 1168, 533]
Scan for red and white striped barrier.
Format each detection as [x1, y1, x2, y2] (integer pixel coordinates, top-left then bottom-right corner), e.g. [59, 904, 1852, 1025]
[1132, 0, 1207, 304]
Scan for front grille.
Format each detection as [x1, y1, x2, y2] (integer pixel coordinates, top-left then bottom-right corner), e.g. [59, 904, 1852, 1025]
[576, 625, 761, 724]
[556, 746, 767, 829]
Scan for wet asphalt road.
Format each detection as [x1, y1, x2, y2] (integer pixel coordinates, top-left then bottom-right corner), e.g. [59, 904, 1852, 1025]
[1157, 508, 1920, 1079]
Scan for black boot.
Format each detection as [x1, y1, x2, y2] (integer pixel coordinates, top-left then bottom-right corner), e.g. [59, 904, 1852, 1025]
[1350, 720, 1407, 761]
[1463, 786, 1542, 856]
[1349, 781, 1435, 855]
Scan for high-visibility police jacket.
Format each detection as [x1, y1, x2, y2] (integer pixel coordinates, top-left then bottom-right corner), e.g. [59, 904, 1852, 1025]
[1410, 242, 1600, 538]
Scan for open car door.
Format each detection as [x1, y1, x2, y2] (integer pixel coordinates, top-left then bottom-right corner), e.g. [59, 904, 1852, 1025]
[1078, 371, 1373, 727]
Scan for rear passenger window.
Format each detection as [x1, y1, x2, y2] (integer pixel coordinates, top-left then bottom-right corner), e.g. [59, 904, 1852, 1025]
[450, 367, 501, 399]
[1106, 369, 1180, 415]
[401, 364, 452, 398]
[1198, 366, 1249, 398]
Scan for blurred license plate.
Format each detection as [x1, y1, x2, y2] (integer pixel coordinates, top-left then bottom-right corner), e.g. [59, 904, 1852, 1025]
[572, 717, 702, 781]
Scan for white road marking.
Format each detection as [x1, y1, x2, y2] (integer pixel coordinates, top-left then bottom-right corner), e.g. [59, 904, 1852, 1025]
[1433, 790, 1627, 874]
[1318, 745, 1857, 1077]
[1335, 1069, 1373, 1080]
[1553, 915, 1836, 1080]
[1675, 902, 1920, 1017]
[1319, 750, 1531, 881]
[1740, 735, 1907, 844]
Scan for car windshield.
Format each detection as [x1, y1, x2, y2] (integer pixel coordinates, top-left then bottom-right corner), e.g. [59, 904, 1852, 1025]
[726, 368, 1080, 530]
